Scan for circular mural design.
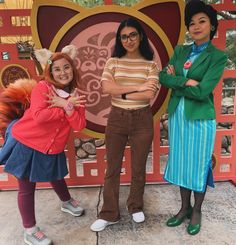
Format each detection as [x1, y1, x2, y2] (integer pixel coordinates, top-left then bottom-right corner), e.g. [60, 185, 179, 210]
[71, 22, 164, 135]
[0, 64, 30, 88]
[31, 2, 185, 137]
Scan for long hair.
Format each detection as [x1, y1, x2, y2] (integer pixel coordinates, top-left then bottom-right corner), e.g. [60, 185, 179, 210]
[112, 17, 154, 60]
[44, 52, 79, 92]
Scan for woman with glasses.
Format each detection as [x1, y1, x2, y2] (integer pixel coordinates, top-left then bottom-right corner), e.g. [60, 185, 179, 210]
[160, 0, 227, 235]
[0, 47, 86, 245]
[90, 17, 159, 232]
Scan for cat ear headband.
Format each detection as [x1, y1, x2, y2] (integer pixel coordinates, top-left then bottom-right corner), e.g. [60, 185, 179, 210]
[34, 44, 78, 66]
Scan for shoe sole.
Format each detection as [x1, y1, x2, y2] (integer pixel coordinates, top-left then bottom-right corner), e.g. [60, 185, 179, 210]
[24, 238, 33, 245]
[132, 218, 145, 223]
[61, 207, 85, 217]
[24, 238, 53, 245]
[90, 220, 120, 232]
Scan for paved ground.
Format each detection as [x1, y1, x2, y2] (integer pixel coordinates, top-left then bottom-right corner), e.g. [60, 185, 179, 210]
[0, 181, 235, 245]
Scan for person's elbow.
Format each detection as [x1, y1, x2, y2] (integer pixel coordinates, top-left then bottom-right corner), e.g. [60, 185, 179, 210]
[101, 80, 111, 94]
[102, 85, 110, 94]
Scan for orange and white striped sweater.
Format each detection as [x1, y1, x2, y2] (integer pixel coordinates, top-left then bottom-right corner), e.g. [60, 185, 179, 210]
[101, 57, 159, 109]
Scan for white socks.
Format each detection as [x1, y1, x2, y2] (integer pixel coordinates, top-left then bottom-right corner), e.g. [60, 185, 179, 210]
[25, 226, 37, 234]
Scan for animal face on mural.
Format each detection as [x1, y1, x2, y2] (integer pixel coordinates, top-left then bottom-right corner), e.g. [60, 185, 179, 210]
[74, 26, 116, 129]
[31, 0, 185, 137]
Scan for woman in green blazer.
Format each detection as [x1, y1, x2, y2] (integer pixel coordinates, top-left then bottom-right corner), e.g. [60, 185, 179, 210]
[159, 0, 227, 235]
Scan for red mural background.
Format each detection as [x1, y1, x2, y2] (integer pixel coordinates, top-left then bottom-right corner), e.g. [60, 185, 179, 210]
[0, 0, 235, 190]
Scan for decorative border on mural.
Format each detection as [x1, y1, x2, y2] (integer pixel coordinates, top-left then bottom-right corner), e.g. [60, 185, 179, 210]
[134, 0, 185, 45]
[30, 0, 84, 48]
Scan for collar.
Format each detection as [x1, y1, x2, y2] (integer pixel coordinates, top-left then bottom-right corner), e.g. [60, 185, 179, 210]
[191, 41, 210, 55]
[179, 42, 214, 74]
[53, 86, 70, 98]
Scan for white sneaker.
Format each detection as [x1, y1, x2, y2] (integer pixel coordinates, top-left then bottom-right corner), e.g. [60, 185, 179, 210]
[132, 211, 145, 223]
[90, 219, 119, 232]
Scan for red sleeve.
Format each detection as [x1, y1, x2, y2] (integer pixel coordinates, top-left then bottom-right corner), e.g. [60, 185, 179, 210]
[65, 106, 86, 131]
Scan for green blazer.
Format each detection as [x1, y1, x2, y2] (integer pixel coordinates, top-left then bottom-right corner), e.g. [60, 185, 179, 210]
[159, 42, 227, 120]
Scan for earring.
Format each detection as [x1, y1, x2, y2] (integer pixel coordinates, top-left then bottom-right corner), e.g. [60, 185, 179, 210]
[211, 26, 215, 31]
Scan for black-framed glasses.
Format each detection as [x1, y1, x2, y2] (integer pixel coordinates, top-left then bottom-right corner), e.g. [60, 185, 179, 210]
[120, 32, 139, 43]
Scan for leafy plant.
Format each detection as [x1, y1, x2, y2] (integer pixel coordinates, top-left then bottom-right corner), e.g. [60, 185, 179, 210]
[68, 0, 103, 8]
[112, 0, 140, 6]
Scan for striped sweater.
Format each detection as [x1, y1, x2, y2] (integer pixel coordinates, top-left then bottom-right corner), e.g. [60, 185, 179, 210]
[101, 57, 159, 109]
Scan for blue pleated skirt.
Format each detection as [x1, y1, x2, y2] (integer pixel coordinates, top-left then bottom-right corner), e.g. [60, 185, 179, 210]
[0, 120, 68, 182]
[164, 98, 216, 192]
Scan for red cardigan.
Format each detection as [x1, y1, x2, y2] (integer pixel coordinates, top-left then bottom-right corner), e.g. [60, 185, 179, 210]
[12, 80, 86, 154]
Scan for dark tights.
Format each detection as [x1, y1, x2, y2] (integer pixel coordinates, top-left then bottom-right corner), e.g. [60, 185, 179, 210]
[17, 178, 71, 228]
[175, 187, 206, 225]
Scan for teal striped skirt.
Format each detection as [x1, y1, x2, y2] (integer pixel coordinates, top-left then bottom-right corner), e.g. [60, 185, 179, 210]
[164, 98, 215, 192]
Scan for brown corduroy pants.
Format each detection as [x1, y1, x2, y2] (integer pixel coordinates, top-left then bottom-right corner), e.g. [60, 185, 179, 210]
[99, 105, 154, 221]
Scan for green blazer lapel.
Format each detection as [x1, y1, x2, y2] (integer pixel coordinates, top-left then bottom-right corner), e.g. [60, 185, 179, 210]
[189, 43, 214, 72]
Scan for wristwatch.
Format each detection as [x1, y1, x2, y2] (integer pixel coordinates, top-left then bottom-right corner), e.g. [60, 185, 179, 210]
[121, 93, 127, 100]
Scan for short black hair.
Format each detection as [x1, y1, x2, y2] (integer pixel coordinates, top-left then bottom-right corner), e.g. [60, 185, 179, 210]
[112, 17, 154, 60]
[185, 0, 218, 40]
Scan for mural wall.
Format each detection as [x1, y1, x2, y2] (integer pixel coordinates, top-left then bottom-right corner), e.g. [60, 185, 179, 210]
[0, 0, 235, 189]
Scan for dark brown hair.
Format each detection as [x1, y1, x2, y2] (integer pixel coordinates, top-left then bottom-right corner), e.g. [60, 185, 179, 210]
[112, 17, 154, 60]
[185, 0, 218, 40]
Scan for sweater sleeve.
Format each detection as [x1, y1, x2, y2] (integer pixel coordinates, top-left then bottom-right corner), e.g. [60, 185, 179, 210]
[30, 81, 65, 124]
[148, 61, 159, 81]
[101, 58, 116, 83]
[65, 106, 86, 131]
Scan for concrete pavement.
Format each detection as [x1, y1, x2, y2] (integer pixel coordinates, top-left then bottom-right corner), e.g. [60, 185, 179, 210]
[0, 182, 235, 245]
